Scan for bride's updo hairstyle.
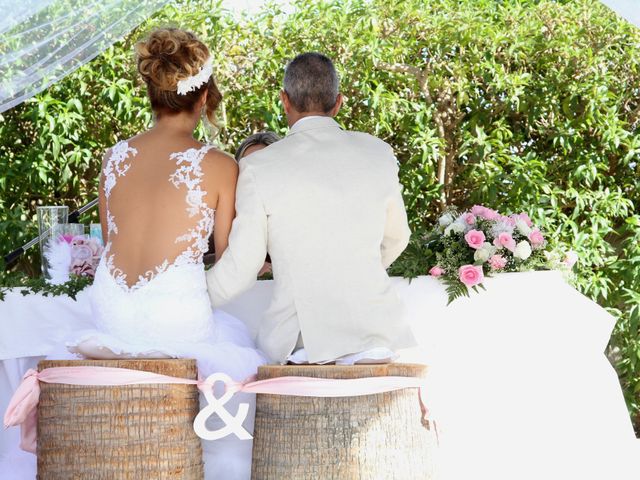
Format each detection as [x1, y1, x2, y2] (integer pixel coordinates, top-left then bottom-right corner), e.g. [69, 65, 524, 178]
[135, 28, 222, 124]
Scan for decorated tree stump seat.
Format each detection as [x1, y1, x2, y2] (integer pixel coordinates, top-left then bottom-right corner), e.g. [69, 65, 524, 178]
[36, 359, 204, 480]
[250, 363, 438, 480]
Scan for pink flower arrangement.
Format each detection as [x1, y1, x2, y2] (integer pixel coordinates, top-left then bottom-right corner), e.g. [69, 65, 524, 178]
[69, 236, 102, 278]
[45, 234, 103, 284]
[428, 206, 562, 303]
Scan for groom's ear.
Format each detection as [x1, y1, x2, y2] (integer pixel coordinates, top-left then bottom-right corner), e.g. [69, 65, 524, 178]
[329, 93, 343, 117]
[280, 90, 291, 115]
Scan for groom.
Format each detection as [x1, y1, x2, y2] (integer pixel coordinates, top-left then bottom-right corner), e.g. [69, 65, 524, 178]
[207, 52, 415, 364]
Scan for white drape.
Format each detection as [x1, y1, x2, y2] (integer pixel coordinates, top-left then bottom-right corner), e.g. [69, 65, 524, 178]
[601, 0, 640, 28]
[0, 0, 169, 113]
[1, 272, 638, 478]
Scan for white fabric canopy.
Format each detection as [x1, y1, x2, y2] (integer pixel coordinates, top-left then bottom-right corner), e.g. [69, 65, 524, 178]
[0, 0, 170, 113]
[601, 0, 640, 28]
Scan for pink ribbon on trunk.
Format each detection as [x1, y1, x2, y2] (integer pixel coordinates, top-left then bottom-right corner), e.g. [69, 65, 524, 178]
[4, 366, 430, 453]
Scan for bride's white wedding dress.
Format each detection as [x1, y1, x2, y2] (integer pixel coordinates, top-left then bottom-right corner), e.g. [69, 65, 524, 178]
[1, 141, 267, 480]
[68, 142, 266, 377]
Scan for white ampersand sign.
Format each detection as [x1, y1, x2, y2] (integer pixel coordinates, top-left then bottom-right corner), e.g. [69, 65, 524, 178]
[193, 372, 253, 441]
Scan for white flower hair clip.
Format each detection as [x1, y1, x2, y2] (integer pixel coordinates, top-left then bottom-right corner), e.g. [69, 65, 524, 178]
[177, 57, 213, 95]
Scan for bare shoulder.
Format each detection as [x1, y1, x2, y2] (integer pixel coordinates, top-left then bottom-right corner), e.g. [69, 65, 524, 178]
[102, 133, 143, 163]
[201, 147, 238, 182]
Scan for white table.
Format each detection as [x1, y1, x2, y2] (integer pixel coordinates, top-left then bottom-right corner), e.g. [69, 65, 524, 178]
[1, 271, 638, 479]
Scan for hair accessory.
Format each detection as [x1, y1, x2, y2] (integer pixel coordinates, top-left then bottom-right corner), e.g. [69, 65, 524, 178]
[177, 57, 213, 95]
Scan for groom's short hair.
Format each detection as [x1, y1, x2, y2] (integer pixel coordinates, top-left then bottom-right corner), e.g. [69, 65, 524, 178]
[283, 52, 339, 113]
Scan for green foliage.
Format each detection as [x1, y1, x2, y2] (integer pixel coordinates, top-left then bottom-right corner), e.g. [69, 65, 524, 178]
[441, 275, 473, 305]
[0, 267, 93, 302]
[0, 0, 638, 429]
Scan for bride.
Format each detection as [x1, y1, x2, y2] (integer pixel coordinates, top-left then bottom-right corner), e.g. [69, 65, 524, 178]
[62, 27, 267, 478]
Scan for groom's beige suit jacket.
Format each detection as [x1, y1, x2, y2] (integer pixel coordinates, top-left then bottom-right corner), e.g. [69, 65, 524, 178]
[207, 116, 416, 363]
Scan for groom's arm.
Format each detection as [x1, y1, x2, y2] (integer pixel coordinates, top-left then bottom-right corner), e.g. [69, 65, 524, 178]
[381, 162, 411, 269]
[207, 162, 267, 307]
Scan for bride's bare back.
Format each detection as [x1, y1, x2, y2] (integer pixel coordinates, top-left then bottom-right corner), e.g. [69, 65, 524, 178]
[98, 129, 237, 290]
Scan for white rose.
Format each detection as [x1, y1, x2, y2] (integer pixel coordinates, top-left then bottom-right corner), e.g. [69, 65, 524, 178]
[515, 219, 532, 236]
[474, 242, 495, 263]
[513, 240, 532, 260]
[438, 213, 454, 227]
[444, 221, 466, 236]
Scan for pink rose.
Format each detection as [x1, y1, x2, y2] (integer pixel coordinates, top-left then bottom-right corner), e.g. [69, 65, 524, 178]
[429, 266, 445, 277]
[515, 213, 533, 227]
[464, 213, 476, 225]
[528, 229, 544, 248]
[471, 205, 486, 216]
[489, 254, 507, 271]
[465, 229, 486, 250]
[458, 265, 484, 287]
[483, 209, 500, 221]
[494, 232, 516, 252]
[470, 205, 500, 221]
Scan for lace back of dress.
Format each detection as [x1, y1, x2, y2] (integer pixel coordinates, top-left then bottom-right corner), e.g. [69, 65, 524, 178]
[102, 140, 215, 291]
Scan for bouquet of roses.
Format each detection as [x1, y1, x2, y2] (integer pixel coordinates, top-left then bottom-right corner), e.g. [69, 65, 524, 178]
[44, 234, 103, 285]
[425, 205, 576, 304]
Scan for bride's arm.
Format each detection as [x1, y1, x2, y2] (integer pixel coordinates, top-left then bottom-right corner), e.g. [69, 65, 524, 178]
[206, 160, 268, 306]
[206, 151, 238, 262]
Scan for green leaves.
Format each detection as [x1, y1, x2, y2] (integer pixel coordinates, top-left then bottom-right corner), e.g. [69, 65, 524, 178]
[442, 275, 471, 305]
[0, 270, 93, 302]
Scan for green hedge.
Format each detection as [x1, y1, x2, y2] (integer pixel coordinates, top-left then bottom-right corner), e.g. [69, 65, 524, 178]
[0, 0, 638, 430]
